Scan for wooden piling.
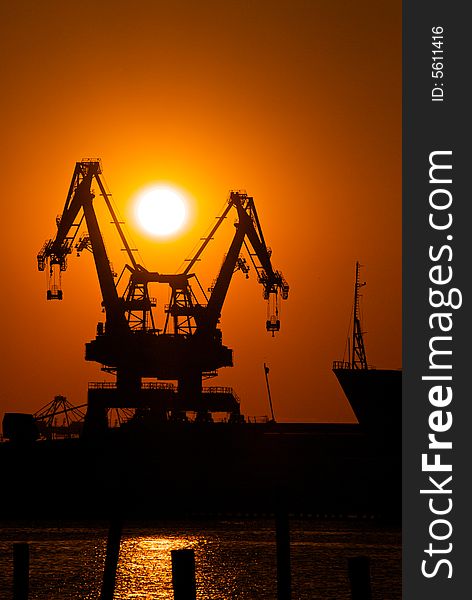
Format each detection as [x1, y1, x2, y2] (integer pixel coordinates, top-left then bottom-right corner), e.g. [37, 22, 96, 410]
[276, 511, 291, 600]
[100, 518, 122, 600]
[171, 549, 196, 600]
[13, 542, 29, 600]
[348, 556, 372, 600]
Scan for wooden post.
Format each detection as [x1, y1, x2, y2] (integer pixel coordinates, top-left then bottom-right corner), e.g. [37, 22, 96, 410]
[348, 556, 372, 600]
[171, 549, 196, 600]
[101, 518, 122, 600]
[276, 511, 291, 600]
[13, 542, 29, 600]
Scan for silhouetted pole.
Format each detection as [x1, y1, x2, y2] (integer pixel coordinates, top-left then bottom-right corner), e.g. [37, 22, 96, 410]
[13, 542, 29, 600]
[264, 363, 276, 422]
[171, 549, 196, 600]
[276, 512, 291, 599]
[348, 556, 372, 600]
[101, 519, 122, 600]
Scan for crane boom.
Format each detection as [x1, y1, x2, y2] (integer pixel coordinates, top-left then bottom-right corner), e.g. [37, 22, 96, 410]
[38, 161, 128, 333]
[194, 191, 288, 336]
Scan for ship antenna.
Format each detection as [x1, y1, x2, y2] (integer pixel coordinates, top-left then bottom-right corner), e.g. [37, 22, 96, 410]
[352, 261, 368, 370]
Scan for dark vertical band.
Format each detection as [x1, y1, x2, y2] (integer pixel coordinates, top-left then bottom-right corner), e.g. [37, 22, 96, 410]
[403, 2, 470, 597]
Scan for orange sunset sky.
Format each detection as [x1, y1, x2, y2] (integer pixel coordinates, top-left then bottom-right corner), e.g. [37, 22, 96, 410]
[0, 1, 400, 423]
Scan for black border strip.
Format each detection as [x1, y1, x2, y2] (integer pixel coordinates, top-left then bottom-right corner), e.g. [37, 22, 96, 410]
[403, 2, 470, 597]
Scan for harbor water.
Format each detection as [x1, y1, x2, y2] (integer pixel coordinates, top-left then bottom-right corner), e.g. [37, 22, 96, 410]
[0, 518, 400, 599]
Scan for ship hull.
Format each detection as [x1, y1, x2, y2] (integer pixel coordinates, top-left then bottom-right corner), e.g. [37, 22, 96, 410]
[333, 368, 402, 435]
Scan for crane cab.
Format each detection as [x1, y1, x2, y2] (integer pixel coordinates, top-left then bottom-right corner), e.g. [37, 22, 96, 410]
[266, 316, 280, 334]
[47, 288, 63, 300]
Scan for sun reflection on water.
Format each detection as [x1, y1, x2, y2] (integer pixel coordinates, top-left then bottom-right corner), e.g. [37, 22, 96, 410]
[115, 534, 201, 599]
[113, 528, 260, 599]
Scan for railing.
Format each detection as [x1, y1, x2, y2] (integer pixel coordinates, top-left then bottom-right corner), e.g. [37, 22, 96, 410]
[332, 360, 380, 370]
[202, 386, 234, 394]
[332, 360, 351, 370]
[202, 387, 240, 403]
[89, 382, 117, 389]
[142, 382, 176, 391]
[88, 382, 238, 400]
[164, 303, 207, 311]
[88, 382, 176, 391]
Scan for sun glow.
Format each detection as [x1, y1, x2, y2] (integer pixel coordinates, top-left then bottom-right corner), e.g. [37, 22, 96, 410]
[133, 184, 190, 237]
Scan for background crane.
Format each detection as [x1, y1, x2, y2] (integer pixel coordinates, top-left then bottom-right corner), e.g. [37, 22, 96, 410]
[38, 160, 289, 432]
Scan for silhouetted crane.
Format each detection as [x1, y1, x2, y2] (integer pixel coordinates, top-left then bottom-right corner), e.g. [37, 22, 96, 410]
[38, 160, 289, 430]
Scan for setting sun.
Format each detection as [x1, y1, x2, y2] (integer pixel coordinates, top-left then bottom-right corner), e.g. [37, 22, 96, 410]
[133, 184, 189, 237]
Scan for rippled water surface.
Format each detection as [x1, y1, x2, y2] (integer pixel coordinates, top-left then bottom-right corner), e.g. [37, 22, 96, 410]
[0, 519, 400, 599]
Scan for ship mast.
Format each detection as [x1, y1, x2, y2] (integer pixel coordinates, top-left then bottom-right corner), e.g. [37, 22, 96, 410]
[351, 261, 368, 370]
